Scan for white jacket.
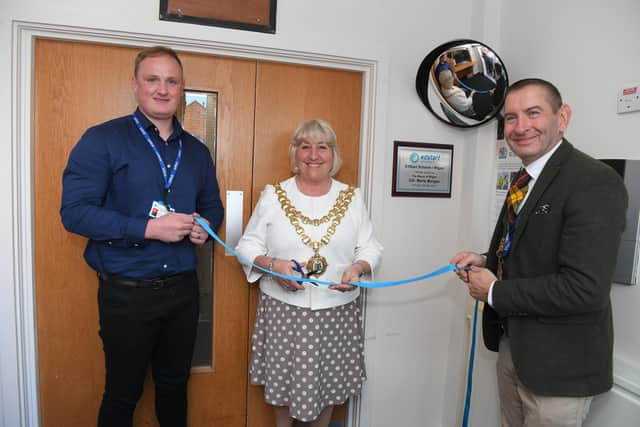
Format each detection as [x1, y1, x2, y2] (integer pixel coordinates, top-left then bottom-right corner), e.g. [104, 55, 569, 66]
[235, 177, 383, 310]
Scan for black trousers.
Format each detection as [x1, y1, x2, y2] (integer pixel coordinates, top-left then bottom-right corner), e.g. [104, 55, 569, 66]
[97, 272, 199, 427]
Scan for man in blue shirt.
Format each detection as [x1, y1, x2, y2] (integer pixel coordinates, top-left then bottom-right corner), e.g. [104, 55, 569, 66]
[435, 53, 453, 79]
[61, 46, 224, 427]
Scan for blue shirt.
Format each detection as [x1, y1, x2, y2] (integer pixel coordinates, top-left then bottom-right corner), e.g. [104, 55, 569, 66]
[61, 109, 224, 278]
[435, 61, 453, 78]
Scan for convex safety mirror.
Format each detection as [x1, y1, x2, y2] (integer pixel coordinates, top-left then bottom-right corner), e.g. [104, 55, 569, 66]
[416, 39, 508, 128]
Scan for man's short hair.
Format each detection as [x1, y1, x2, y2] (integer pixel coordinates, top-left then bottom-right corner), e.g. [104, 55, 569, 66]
[134, 46, 183, 77]
[506, 78, 563, 112]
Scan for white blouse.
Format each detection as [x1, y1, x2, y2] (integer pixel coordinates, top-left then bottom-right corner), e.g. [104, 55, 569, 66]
[235, 177, 383, 310]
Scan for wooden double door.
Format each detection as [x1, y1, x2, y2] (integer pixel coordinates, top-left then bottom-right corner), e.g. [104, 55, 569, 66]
[34, 39, 362, 426]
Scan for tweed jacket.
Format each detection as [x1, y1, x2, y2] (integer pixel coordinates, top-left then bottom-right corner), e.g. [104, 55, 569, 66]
[484, 140, 628, 397]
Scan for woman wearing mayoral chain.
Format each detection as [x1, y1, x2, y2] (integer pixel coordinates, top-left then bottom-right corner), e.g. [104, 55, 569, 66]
[235, 119, 383, 426]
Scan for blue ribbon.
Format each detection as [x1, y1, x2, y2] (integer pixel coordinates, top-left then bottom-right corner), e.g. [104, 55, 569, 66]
[462, 300, 479, 427]
[194, 216, 478, 425]
[194, 217, 458, 288]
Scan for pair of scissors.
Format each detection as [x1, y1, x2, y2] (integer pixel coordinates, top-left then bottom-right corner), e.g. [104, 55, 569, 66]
[291, 259, 320, 286]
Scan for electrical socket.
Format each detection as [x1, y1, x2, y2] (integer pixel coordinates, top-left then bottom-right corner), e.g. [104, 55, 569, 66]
[617, 84, 640, 114]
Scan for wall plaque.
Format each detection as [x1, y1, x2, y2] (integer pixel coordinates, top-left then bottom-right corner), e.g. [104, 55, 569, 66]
[160, 0, 277, 33]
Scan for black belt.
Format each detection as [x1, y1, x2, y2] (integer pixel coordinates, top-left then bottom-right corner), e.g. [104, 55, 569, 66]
[98, 270, 196, 290]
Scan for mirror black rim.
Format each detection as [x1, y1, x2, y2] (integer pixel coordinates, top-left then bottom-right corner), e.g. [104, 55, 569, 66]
[416, 39, 509, 129]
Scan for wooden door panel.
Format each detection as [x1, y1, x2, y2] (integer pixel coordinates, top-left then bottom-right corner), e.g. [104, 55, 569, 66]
[34, 40, 140, 425]
[34, 40, 256, 427]
[248, 61, 363, 427]
[252, 62, 363, 204]
[179, 51, 256, 427]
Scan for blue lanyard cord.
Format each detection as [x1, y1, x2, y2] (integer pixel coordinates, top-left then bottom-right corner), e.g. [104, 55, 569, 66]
[501, 212, 523, 257]
[501, 223, 513, 256]
[132, 114, 183, 192]
[194, 217, 458, 288]
[462, 300, 479, 427]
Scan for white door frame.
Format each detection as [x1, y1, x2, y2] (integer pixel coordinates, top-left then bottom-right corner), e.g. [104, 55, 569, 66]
[10, 20, 379, 427]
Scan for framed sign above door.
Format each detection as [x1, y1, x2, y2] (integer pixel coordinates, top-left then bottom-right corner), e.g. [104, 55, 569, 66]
[159, 0, 277, 34]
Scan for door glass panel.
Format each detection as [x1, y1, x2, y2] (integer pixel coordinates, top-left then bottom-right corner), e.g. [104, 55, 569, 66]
[179, 90, 218, 367]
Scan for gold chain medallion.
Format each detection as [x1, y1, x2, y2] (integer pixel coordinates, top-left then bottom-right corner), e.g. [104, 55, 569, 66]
[275, 183, 355, 277]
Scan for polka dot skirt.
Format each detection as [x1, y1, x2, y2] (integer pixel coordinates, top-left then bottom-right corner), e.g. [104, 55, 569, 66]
[250, 293, 366, 422]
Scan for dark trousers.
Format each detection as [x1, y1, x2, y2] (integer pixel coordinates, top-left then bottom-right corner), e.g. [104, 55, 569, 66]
[97, 272, 199, 427]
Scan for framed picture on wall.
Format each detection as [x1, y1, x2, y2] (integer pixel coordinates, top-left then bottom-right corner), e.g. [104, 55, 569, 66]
[392, 141, 454, 198]
[159, 0, 277, 34]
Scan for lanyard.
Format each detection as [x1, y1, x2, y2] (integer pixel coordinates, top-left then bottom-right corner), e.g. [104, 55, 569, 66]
[132, 114, 183, 205]
[500, 212, 523, 257]
[501, 223, 513, 257]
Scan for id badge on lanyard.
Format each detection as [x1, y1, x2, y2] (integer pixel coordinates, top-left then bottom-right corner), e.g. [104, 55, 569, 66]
[132, 114, 183, 218]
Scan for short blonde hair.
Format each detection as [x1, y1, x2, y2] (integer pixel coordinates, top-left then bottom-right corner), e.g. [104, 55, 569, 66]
[289, 119, 343, 176]
[134, 46, 183, 78]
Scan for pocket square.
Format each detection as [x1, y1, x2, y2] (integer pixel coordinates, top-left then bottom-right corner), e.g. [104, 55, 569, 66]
[534, 204, 550, 215]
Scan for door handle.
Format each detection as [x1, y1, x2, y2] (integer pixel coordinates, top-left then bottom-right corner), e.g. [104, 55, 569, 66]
[225, 190, 244, 256]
